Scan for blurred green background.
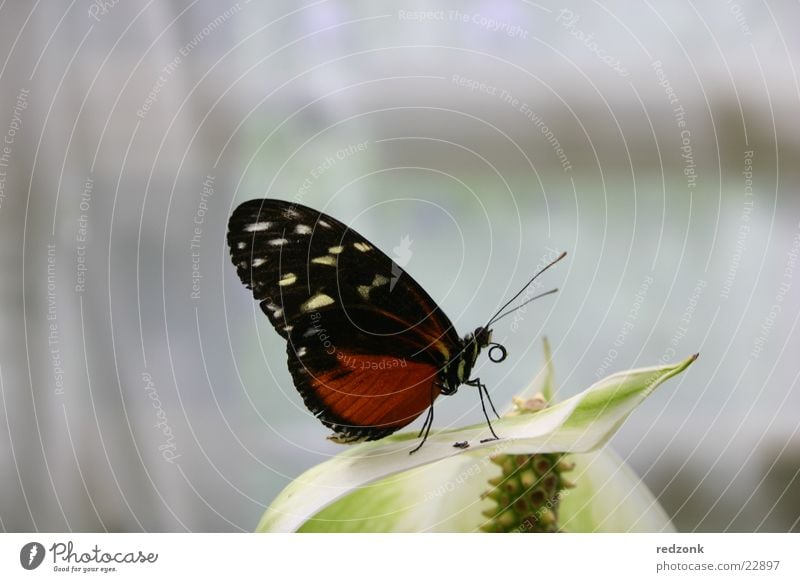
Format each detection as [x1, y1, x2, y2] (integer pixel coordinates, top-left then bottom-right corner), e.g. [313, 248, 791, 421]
[1, 0, 799, 532]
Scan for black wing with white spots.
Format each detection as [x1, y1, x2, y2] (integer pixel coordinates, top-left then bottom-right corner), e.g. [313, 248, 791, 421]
[228, 199, 459, 344]
[227, 199, 464, 441]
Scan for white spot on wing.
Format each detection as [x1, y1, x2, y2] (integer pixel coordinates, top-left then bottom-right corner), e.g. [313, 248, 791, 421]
[295, 224, 312, 235]
[265, 302, 284, 319]
[252, 258, 266, 267]
[269, 238, 289, 246]
[318, 220, 332, 229]
[357, 285, 371, 300]
[353, 242, 372, 252]
[297, 347, 307, 357]
[372, 275, 390, 287]
[237, 241, 247, 249]
[301, 293, 335, 312]
[245, 221, 271, 232]
[328, 245, 344, 254]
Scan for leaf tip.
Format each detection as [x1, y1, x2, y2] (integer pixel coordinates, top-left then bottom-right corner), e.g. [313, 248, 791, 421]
[682, 352, 699, 369]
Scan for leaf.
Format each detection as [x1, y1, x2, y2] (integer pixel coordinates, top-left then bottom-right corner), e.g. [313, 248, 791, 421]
[296, 455, 497, 532]
[257, 354, 697, 532]
[538, 336, 556, 402]
[559, 449, 676, 532]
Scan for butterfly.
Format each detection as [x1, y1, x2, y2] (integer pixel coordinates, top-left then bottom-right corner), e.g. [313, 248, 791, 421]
[227, 199, 565, 452]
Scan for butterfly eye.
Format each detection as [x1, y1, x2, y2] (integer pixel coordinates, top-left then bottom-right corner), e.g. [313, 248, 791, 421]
[488, 342, 508, 363]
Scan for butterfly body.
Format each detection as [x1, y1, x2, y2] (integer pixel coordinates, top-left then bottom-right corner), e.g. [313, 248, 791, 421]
[227, 199, 496, 445]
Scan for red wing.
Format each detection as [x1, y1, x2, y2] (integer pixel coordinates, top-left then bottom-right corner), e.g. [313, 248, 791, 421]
[291, 351, 441, 443]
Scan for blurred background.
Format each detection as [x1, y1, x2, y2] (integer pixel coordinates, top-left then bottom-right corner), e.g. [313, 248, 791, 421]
[1, 0, 799, 532]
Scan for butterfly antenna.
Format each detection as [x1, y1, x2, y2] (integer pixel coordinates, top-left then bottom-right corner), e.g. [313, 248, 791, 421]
[490, 288, 559, 325]
[486, 251, 566, 328]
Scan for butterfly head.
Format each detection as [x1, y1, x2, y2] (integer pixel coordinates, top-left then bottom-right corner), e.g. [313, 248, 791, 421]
[474, 326, 492, 348]
[474, 326, 508, 364]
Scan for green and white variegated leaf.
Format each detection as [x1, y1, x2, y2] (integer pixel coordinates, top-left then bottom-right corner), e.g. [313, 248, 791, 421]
[559, 449, 676, 532]
[257, 353, 696, 532]
[296, 454, 497, 532]
[293, 448, 675, 533]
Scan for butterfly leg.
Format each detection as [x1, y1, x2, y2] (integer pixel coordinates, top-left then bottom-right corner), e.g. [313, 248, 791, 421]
[416, 406, 433, 440]
[467, 378, 501, 442]
[466, 378, 501, 419]
[410, 384, 438, 454]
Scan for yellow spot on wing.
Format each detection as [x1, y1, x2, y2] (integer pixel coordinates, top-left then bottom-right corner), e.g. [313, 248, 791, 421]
[301, 293, 335, 312]
[278, 273, 297, 286]
[312, 255, 337, 266]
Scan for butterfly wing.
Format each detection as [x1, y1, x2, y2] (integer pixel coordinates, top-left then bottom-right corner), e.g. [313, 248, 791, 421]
[227, 199, 463, 442]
